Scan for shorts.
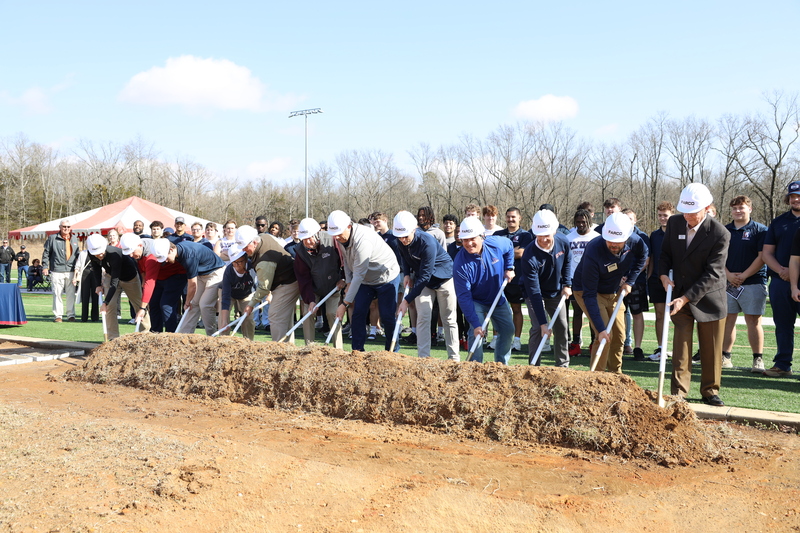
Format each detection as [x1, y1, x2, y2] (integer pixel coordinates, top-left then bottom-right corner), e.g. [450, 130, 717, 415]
[504, 283, 526, 304]
[623, 280, 648, 315]
[727, 283, 767, 315]
[648, 276, 667, 304]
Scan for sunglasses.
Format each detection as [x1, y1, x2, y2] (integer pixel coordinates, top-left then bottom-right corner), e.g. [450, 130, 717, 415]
[60, 225, 71, 228]
[256, 223, 266, 227]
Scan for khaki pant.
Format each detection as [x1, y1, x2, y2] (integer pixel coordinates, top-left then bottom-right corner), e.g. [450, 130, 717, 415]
[574, 291, 626, 373]
[228, 298, 255, 340]
[671, 306, 724, 398]
[415, 279, 459, 361]
[50, 271, 76, 319]
[301, 294, 343, 349]
[102, 275, 150, 339]
[178, 268, 224, 335]
[269, 281, 301, 343]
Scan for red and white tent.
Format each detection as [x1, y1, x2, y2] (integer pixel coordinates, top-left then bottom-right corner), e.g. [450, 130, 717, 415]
[9, 196, 219, 240]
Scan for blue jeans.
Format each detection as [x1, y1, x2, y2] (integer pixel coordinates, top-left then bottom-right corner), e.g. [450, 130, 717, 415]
[467, 300, 514, 364]
[351, 277, 400, 352]
[151, 273, 187, 333]
[0, 263, 10, 283]
[769, 277, 800, 371]
[17, 265, 28, 287]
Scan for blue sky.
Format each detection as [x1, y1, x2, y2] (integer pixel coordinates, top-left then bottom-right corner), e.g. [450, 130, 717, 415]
[2, 1, 798, 185]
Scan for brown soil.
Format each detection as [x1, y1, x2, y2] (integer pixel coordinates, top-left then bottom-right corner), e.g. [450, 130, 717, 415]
[1, 335, 800, 532]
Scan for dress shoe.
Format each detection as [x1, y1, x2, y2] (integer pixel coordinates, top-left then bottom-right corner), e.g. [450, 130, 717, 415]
[703, 395, 724, 407]
[54, 317, 62, 323]
[67, 317, 75, 322]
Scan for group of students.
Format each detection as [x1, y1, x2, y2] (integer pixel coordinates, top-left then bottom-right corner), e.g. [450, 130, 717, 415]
[25, 178, 800, 406]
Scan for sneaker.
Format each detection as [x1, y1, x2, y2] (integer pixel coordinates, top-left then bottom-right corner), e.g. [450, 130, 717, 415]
[511, 338, 521, 351]
[633, 347, 645, 361]
[436, 332, 445, 343]
[763, 366, 793, 378]
[623, 345, 633, 355]
[722, 354, 733, 369]
[751, 356, 765, 373]
[488, 336, 497, 350]
[342, 324, 351, 335]
[402, 332, 417, 345]
[460, 339, 468, 351]
[128, 318, 137, 325]
[367, 332, 376, 340]
[542, 343, 552, 353]
[648, 347, 662, 361]
[377, 327, 385, 337]
[315, 316, 324, 330]
[691, 351, 701, 364]
[568, 343, 581, 357]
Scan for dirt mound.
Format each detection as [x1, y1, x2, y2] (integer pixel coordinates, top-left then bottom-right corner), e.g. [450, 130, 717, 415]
[65, 334, 723, 464]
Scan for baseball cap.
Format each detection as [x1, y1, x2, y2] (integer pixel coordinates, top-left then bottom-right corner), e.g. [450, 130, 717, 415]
[532, 209, 559, 236]
[174, 216, 185, 224]
[786, 181, 800, 196]
[119, 233, 142, 256]
[539, 203, 556, 212]
[459, 216, 485, 239]
[392, 211, 418, 238]
[20, 245, 26, 249]
[235, 225, 259, 247]
[163, 227, 175, 235]
[297, 218, 321, 240]
[327, 210, 351, 236]
[677, 183, 713, 214]
[602, 212, 634, 243]
[86, 234, 107, 255]
[152, 238, 171, 263]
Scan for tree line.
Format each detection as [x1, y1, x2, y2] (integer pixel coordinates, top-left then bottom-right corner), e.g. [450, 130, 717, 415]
[1, 91, 798, 238]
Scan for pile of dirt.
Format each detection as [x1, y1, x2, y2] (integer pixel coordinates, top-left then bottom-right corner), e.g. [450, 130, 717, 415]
[65, 334, 724, 464]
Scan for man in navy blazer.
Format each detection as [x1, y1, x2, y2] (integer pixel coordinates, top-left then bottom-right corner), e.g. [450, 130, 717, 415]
[660, 183, 730, 407]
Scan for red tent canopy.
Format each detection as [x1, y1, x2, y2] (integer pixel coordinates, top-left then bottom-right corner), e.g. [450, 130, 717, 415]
[9, 196, 219, 239]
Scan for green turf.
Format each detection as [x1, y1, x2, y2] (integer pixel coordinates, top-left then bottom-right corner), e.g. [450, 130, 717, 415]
[3, 288, 799, 415]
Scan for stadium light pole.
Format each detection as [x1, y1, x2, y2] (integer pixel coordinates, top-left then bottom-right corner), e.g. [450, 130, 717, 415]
[289, 108, 323, 218]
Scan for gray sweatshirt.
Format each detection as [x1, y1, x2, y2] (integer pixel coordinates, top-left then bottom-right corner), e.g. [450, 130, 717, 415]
[339, 223, 400, 303]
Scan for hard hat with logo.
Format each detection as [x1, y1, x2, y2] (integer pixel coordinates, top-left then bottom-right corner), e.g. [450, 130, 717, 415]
[459, 216, 485, 239]
[119, 233, 142, 256]
[602, 212, 634, 243]
[532, 209, 559, 236]
[392, 211, 418, 238]
[677, 183, 713, 214]
[297, 218, 321, 240]
[86, 234, 107, 256]
[327, 211, 351, 236]
[235, 225, 259, 247]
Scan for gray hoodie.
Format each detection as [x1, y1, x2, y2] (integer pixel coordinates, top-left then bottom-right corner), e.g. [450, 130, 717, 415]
[339, 222, 400, 303]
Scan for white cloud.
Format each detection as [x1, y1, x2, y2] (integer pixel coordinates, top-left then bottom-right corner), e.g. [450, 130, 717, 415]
[245, 158, 292, 178]
[513, 94, 579, 122]
[0, 77, 73, 114]
[119, 55, 301, 113]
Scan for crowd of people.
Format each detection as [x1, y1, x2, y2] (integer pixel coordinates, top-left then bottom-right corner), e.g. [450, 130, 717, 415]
[5, 179, 800, 407]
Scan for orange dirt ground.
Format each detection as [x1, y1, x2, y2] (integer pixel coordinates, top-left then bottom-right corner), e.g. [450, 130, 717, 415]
[1, 335, 799, 532]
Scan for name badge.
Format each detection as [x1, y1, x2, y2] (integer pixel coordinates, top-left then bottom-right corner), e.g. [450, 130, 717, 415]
[607, 263, 618, 272]
[678, 235, 686, 240]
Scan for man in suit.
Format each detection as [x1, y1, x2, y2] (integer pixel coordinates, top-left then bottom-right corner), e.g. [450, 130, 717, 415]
[660, 183, 730, 407]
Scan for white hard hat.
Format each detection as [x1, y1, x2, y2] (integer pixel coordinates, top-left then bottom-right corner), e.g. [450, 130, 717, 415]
[532, 209, 559, 236]
[677, 183, 713, 213]
[152, 238, 171, 263]
[459, 216, 485, 239]
[228, 244, 246, 263]
[602, 212, 634, 243]
[327, 210, 351, 236]
[119, 233, 142, 256]
[392, 211, 418, 238]
[86, 234, 107, 256]
[235, 225, 259, 247]
[297, 218, 321, 240]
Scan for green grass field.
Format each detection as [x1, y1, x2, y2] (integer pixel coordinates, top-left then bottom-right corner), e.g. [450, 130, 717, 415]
[3, 286, 799, 415]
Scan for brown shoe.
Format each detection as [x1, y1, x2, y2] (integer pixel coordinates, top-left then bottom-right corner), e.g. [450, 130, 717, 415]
[54, 317, 62, 323]
[67, 317, 75, 322]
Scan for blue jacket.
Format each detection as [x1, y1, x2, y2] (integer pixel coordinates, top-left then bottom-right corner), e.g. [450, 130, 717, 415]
[520, 233, 572, 325]
[398, 229, 453, 302]
[573, 234, 648, 333]
[453, 236, 514, 329]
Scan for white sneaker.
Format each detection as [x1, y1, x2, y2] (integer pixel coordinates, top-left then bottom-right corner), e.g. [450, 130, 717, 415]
[751, 356, 765, 373]
[512, 337, 522, 351]
[649, 347, 662, 361]
[128, 319, 136, 325]
[488, 336, 497, 350]
[722, 354, 733, 369]
[542, 343, 552, 353]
